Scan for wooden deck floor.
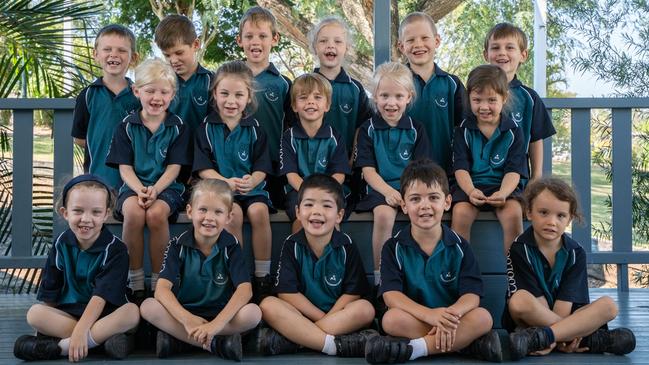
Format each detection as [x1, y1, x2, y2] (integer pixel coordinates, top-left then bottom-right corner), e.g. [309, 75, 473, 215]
[1, 289, 646, 364]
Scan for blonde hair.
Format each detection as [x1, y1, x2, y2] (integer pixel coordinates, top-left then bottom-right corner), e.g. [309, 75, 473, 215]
[133, 58, 176, 90]
[210, 60, 257, 114]
[398, 12, 437, 40]
[308, 16, 352, 55]
[290, 73, 333, 109]
[189, 179, 234, 211]
[370, 62, 416, 103]
[239, 6, 278, 36]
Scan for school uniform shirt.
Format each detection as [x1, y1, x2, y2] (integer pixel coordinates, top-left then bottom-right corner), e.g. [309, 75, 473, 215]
[379, 224, 483, 308]
[508, 76, 556, 153]
[407, 63, 465, 173]
[71, 78, 140, 189]
[506, 226, 589, 309]
[193, 112, 272, 198]
[168, 63, 213, 132]
[452, 114, 528, 186]
[249, 62, 293, 165]
[105, 110, 190, 196]
[274, 229, 370, 312]
[37, 227, 129, 308]
[354, 114, 431, 192]
[279, 121, 350, 193]
[159, 229, 250, 314]
[315, 67, 372, 154]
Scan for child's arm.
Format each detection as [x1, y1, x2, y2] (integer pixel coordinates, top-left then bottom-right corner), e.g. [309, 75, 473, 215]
[528, 141, 543, 181]
[363, 167, 402, 206]
[323, 294, 361, 318]
[327, 128, 352, 183]
[278, 292, 326, 321]
[331, 173, 345, 185]
[71, 88, 89, 148]
[384, 291, 459, 331]
[36, 243, 64, 305]
[487, 172, 520, 206]
[452, 126, 486, 204]
[68, 295, 106, 362]
[280, 129, 302, 191]
[528, 87, 556, 181]
[155, 279, 207, 335]
[452, 77, 467, 127]
[286, 173, 303, 192]
[238, 125, 272, 193]
[455, 170, 487, 205]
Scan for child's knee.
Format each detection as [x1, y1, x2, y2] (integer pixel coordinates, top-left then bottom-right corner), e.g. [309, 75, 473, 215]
[373, 206, 395, 227]
[508, 290, 535, 317]
[121, 303, 141, 328]
[259, 296, 280, 315]
[465, 307, 493, 332]
[145, 206, 169, 226]
[248, 204, 269, 224]
[26, 304, 47, 327]
[139, 297, 163, 322]
[597, 296, 618, 321]
[240, 303, 262, 324]
[350, 299, 376, 324]
[381, 308, 406, 334]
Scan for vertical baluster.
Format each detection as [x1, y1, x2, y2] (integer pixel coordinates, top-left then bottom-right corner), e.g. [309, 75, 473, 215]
[53, 109, 74, 237]
[570, 108, 591, 253]
[11, 109, 33, 256]
[612, 108, 632, 292]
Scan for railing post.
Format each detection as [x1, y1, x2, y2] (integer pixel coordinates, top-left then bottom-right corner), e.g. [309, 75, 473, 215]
[612, 108, 632, 292]
[53, 109, 74, 237]
[11, 109, 34, 257]
[373, 0, 391, 68]
[570, 108, 591, 252]
[543, 108, 553, 175]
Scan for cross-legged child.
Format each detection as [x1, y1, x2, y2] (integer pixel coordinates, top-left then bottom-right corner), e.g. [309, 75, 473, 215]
[237, 6, 294, 210]
[280, 73, 350, 233]
[365, 159, 502, 364]
[451, 65, 526, 252]
[193, 60, 274, 301]
[505, 177, 635, 360]
[258, 174, 376, 357]
[140, 179, 261, 360]
[398, 12, 465, 173]
[71, 24, 140, 190]
[483, 23, 556, 184]
[354, 62, 430, 287]
[14, 175, 140, 362]
[106, 59, 191, 301]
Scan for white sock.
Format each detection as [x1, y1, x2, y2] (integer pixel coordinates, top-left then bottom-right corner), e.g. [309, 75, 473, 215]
[58, 332, 98, 356]
[409, 337, 428, 360]
[128, 269, 145, 291]
[374, 270, 381, 286]
[150, 273, 159, 291]
[254, 260, 271, 277]
[322, 334, 337, 356]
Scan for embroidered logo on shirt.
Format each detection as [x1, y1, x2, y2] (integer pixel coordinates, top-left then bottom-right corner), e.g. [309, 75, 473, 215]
[490, 153, 505, 167]
[193, 94, 208, 106]
[339, 103, 352, 114]
[264, 87, 279, 102]
[439, 271, 456, 283]
[511, 111, 523, 123]
[435, 97, 448, 108]
[238, 145, 249, 161]
[213, 272, 229, 286]
[324, 272, 342, 287]
[159, 147, 168, 159]
[318, 157, 328, 168]
[399, 149, 412, 161]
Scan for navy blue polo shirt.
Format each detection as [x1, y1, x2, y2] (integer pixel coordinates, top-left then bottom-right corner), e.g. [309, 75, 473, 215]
[71, 78, 140, 189]
[193, 112, 272, 198]
[452, 115, 528, 186]
[315, 67, 371, 154]
[506, 226, 589, 308]
[249, 62, 293, 165]
[38, 227, 129, 307]
[159, 228, 250, 314]
[354, 114, 431, 192]
[508, 76, 556, 152]
[168, 63, 213, 132]
[379, 224, 483, 308]
[407, 64, 465, 173]
[105, 111, 190, 196]
[274, 229, 370, 312]
[279, 121, 350, 193]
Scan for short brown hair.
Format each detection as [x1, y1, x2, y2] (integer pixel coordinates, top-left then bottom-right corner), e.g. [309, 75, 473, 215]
[466, 65, 509, 100]
[484, 22, 528, 53]
[398, 12, 437, 40]
[524, 177, 583, 223]
[400, 159, 449, 197]
[94, 24, 137, 55]
[239, 6, 278, 35]
[155, 14, 198, 50]
[290, 73, 332, 109]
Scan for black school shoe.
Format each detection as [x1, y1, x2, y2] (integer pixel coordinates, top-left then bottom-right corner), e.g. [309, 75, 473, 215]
[582, 327, 636, 355]
[14, 334, 61, 361]
[156, 330, 191, 358]
[364, 335, 412, 364]
[508, 327, 553, 361]
[252, 275, 273, 304]
[335, 329, 380, 357]
[210, 334, 243, 361]
[103, 333, 135, 359]
[458, 329, 503, 362]
[257, 327, 300, 355]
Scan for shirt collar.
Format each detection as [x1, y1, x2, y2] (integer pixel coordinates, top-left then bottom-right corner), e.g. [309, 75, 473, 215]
[292, 121, 334, 139]
[127, 109, 183, 127]
[459, 113, 518, 132]
[264, 62, 280, 76]
[177, 227, 239, 250]
[314, 67, 352, 84]
[515, 226, 581, 250]
[62, 227, 117, 253]
[408, 62, 448, 83]
[509, 75, 523, 88]
[195, 63, 210, 75]
[370, 113, 415, 130]
[205, 111, 258, 127]
[394, 224, 462, 249]
[291, 228, 351, 249]
[90, 77, 134, 91]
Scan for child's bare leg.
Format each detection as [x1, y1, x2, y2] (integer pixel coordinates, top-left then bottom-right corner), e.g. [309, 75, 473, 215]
[121, 197, 146, 270]
[146, 200, 171, 273]
[372, 205, 397, 272]
[260, 296, 328, 351]
[451, 202, 478, 242]
[88, 303, 140, 343]
[315, 299, 375, 335]
[227, 203, 244, 245]
[291, 219, 302, 234]
[550, 296, 618, 341]
[140, 298, 203, 347]
[247, 202, 271, 261]
[496, 200, 523, 253]
[217, 303, 262, 335]
[508, 289, 562, 327]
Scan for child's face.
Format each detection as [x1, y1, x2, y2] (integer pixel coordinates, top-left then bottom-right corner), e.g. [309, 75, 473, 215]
[59, 187, 110, 248]
[237, 20, 279, 68]
[469, 86, 505, 125]
[160, 39, 200, 79]
[527, 189, 572, 246]
[187, 191, 232, 242]
[484, 35, 528, 80]
[214, 76, 251, 123]
[134, 80, 175, 119]
[401, 180, 450, 231]
[314, 24, 347, 70]
[374, 77, 412, 125]
[398, 20, 441, 68]
[93, 34, 135, 78]
[296, 188, 343, 239]
[292, 89, 330, 124]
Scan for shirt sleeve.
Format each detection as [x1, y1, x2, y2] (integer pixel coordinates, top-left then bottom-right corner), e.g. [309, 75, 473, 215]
[282, 76, 296, 129]
[353, 122, 376, 169]
[92, 239, 129, 306]
[105, 123, 133, 168]
[71, 88, 90, 139]
[354, 80, 372, 129]
[457, 239, 484, 297]
[227, 242, 251, 288]
[528, 87, 556, 142]
[452, 126, 471, 172]
[192, 123, 218, 173]
[37, 243, 64, 303]
[378, 239, 405, 295]
[159, 238, 182, 286]
[412, 121, 432, 160]
[166, 122, 191, 166]
[342, 243, 370, 296]
[506, 243, 544, 299]
[251, 126, 273, 174]
[504, 126, 529, 178]
[452, 76, 467, 127]
[279, 130, 298, 175]
[274, 240, 300, 294]
[327, 129, 351, 175]
[555, 247, 590, 305]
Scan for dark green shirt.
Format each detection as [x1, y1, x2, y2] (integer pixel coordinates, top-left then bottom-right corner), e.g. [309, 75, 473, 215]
[168, 63, 213, 132]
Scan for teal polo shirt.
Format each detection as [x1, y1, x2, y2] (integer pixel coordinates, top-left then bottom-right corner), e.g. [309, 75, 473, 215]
[275, 229, 370, 312]
[37, 227, 129, 307]
[508, 76, 556, 152]
[354, 114, 431, 191]
[106, 111, 190, 196]
[159, 228, 250, 315]
[193, 112, 273, 198]
[452, 115, 528, 186]
[315, 67, 371, 154]
[168, 63, 213, 132]
[249, 62, 293, 165]
[279, 121, 350, 193]
[379, 224, 483, 308]
[71, 78, 140, 189]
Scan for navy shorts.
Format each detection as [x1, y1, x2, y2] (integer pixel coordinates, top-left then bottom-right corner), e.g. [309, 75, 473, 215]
[234, 194, 277, 214]
[450, 184, 522, 212]
[355, 189, 390, 212]
[267, 162, 287, 209]
[184, 305, 226, 320]
[114, 188, 185, 223]
[56, 302, 120, 319]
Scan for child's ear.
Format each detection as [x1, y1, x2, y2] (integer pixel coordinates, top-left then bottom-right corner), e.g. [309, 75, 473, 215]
[444, 194, 452, 211]
[192, 38, 201, 51]
[272, 32, 280, 46]
[58, 206, 67, 219]
[433, 33, 441, 49]
[520, 48, 529, 63]
[235, 34, 242, 46]
[185, 203, 192, 218]
[130, 51, 140, 67]
[336, 208, 344, 224]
